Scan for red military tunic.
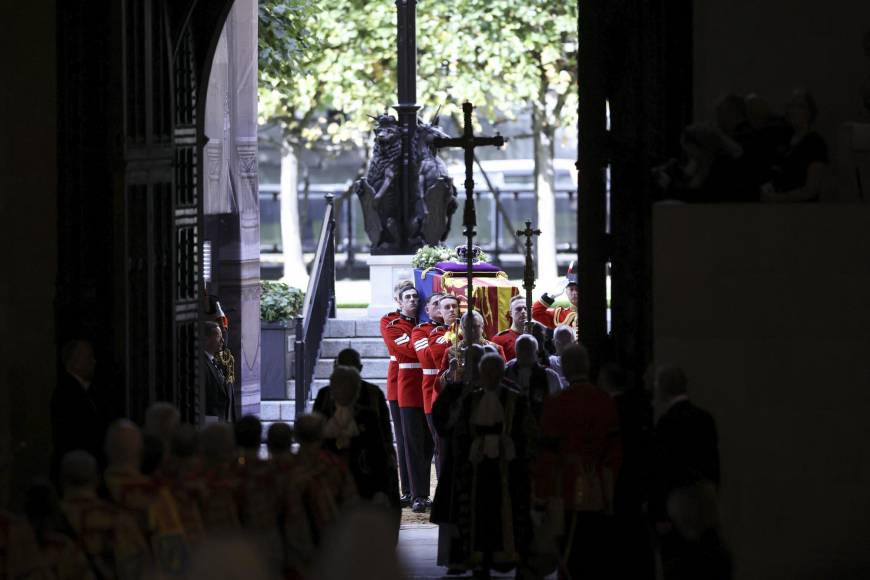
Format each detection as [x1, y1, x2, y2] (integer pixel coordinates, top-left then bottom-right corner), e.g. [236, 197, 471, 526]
[427, 326, 451, 407]
[535, 381, 622, 510]
[379, 311, 401, 401]
[412, 320, 439, 414]
[532, 294, 578, 330]
[491, 328, 521, 361]
[382, 314, 423, 408]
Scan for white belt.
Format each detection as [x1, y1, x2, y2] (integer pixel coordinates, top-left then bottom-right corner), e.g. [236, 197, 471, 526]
[389, 356, 397, 361]
[422, 369, 439, 376]
[398, 362, 422, 369]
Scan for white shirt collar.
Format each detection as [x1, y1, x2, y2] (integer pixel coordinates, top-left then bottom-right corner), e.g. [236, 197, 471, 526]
[664, 394, 690, 413]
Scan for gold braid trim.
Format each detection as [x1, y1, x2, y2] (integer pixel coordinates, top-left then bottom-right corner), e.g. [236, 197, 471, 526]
[216, 349, 236, 385]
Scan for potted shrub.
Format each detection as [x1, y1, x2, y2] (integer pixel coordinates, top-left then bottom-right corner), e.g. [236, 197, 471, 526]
[260, 281, 304, 400]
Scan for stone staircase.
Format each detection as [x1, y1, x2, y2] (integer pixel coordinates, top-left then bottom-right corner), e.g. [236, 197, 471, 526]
[260, 317, 390, 431]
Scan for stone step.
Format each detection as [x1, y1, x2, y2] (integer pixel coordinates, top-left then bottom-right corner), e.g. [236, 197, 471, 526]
[320, 337, 388, 358]
[259, 401, 297, 421]
[310, 378, 387, 400]
[272, 377, 390, 402]
[323, 318, 383, 338]
[315, 357, 389, 380]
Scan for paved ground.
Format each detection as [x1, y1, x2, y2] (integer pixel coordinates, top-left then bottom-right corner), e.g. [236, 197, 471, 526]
[398, 524, 519, 580]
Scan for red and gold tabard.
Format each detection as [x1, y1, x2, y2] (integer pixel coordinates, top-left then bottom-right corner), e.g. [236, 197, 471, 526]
[382, 314, 424, 408]
[61, 489, 149, 580]
[379, 311, 401, 402]
[532, 294, 578, 330]
[197, 466, 242, 533]
[412, 320, 440, 414]
[104, 467, 188, 575]
[0, 511, 48, 580]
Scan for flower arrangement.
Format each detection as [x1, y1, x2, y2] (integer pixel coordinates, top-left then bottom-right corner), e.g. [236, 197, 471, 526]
[259, 280, 305, 322]
[411, 244, 491, 270]
[410, 245, 456, 269]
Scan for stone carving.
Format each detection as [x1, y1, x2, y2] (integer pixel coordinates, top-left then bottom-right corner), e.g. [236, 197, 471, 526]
[354, 114, 458, 253]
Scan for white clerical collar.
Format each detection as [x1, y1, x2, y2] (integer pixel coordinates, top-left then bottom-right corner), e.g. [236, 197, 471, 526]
[68, 371, 91, 390]
[204, 350, 215, 362]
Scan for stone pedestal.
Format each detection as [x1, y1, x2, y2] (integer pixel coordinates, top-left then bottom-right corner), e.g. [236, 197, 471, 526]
[367, 255, 415, 317]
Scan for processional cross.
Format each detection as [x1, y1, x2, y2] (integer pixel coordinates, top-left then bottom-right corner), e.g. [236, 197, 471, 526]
[433, 101, 505, 381]
[517, 220, 541, 334]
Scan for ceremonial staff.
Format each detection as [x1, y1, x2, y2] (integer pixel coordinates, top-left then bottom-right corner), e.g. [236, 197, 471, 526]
[433, 101, 505, 382]
[517, 220, 541, 334]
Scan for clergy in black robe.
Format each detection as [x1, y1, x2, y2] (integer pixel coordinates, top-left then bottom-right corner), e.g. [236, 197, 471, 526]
[321, 365, 401, 532]
[431, 352, 532, 576]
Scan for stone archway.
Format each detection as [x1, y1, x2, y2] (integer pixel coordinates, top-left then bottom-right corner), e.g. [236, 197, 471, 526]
[53, 0, 257, 425]
[199, 0, 262, 419]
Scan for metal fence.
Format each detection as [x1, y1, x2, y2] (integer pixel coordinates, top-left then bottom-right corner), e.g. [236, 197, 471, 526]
[260, 182, 578, 266]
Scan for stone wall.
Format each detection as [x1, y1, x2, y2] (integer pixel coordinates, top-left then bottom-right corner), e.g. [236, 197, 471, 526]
[654, 203, 870, 580]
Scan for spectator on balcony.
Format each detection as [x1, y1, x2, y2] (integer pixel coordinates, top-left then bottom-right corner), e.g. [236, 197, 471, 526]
[761, 89, 829, 202]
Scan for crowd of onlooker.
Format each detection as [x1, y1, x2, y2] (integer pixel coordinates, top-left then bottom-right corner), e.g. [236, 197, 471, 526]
[653, 89, 829, 203]
[0, 337, 729, 580]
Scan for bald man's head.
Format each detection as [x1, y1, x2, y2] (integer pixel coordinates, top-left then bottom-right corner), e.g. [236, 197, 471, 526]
[61, 451, 99, 493]
[105, 419, 143, 471]
[478, 353, 505, 389]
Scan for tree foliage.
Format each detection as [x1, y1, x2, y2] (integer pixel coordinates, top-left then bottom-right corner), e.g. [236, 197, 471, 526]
[258, 0, 577, 148]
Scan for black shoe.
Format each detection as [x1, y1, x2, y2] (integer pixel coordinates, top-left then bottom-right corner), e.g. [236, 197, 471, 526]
[400, 494, 412, 508]
[411, 497, 427, 513]
[423, 497, 432, 509]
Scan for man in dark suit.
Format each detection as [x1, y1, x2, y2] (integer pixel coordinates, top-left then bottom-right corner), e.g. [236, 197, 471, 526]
[652, 365, 722, 580]
[653, 365, 720, 491]
[202, 321, 235, 422]
[51, 340, 110, 482]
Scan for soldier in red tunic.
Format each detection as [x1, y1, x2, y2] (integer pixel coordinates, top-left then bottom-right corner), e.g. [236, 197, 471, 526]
[532, 263, 578, 331]
[379, 287, 411, 506]
[412, 293, 444, 478]
[381, 280, 432, 513]
[491, 295, 528, 361]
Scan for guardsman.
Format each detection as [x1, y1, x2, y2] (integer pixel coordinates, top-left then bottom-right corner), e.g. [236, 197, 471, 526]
[381, 280, 431, 513]
[427, 295, 461, 408]
[491, 295, 527, 361]
[532, 261, 578, 331]
[412, 293, 444, 478]
[379, 291, 410, 506]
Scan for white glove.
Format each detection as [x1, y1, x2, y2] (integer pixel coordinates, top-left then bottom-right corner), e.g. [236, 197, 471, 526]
[549, 279, 569, 298]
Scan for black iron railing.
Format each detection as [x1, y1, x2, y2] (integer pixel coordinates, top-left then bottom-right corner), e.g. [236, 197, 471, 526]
[260, 185, 578, 271]
[294, 194, 337, 417]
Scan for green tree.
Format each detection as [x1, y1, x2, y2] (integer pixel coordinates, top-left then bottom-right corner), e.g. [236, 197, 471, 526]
[259, 0, 577, 278]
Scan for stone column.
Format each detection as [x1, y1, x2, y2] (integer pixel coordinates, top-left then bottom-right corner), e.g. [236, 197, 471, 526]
[223, 0, 261, 416]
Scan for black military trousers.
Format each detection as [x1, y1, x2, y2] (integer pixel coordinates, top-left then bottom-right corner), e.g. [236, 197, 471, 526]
[389, 400, 411, 497]
[400, 405, 434, 499]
